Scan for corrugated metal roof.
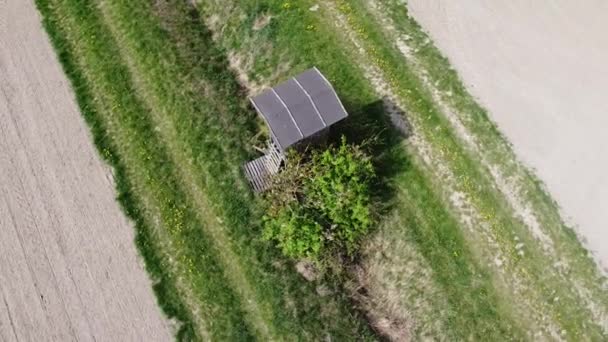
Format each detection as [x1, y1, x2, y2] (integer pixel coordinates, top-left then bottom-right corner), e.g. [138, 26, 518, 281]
[250, 67, 348, 151]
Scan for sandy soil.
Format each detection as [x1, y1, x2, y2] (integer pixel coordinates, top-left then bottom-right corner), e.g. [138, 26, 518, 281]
[408, 0, 608, 265]
[0, 1, 172, 340]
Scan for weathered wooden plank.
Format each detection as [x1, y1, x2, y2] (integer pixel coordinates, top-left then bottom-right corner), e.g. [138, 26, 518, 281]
[243, 141, 286, 193]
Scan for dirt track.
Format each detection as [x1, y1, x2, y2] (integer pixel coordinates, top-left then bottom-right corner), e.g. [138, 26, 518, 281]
[0, 0, 172, 340]
[408, 0, 608, 266]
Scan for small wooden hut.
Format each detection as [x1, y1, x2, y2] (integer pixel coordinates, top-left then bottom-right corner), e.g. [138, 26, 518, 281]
[244, 67, 349, 192]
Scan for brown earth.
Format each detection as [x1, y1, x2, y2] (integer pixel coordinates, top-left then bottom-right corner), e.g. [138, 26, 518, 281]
[0, 0, 172, 340]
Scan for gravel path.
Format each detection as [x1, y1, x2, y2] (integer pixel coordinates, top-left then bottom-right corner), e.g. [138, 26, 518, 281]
[408, 0, 608, 266]
[0, 1, 172, 340]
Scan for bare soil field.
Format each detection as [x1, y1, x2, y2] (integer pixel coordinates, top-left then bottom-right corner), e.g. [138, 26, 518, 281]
[0, 0, 171, 340]
[408, 0, 608, 267]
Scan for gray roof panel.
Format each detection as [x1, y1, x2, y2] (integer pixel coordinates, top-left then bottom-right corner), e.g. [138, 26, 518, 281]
[310, 92, 347, 126]
[269, 107, 301, 149]
[295, 68, 348, 124]
[294, 68, 329, 97]
[251, 67, 348, 151]
[251, 91, 301, 149]
[274, 79, 326, 137]
[252, 90, 285, 118]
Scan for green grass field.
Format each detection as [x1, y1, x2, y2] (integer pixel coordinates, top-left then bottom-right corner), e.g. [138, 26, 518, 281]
[36, 0, 607, 340]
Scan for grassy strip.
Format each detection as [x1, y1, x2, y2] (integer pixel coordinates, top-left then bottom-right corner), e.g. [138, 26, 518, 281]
[394, 159, 515, 337]
[36, 0, 376, 339]
[97, 0, 377, 339]
[195, 0, 523, 339]
[97, 1, 276, 338]
[34, 0, 256, 339]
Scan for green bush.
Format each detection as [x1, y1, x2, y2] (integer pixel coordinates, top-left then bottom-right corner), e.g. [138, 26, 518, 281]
[307, 138, 375, 254]
[262, 137, 375, 261]
[262, 206, 324, 259]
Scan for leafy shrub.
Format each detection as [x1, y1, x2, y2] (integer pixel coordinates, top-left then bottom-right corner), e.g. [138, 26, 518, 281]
[262, 205, 324, 259]
[262, 137, 375, 261]
[307, 138, 375, 254]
